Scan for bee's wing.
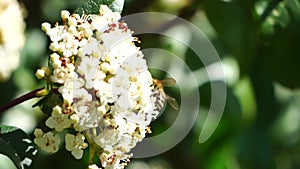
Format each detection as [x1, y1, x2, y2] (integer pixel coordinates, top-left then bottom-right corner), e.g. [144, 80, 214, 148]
[161, 78, 176, 87]
[166, 95, 179, 110]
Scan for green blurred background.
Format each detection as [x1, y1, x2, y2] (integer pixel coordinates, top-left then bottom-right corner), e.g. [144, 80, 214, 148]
[1, 0, 300, 168]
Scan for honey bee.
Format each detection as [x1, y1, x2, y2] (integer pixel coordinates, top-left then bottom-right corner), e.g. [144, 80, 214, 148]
[152, 78, 179, 112]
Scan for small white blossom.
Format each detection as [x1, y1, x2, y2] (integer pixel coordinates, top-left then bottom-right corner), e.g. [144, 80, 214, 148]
[73, 100, 102, 130]
[35, 69, 46, 79]
[35, 66, 50, 79]
[45, 106, 72, 132]
[33, 129, 60, 153]
[65, 133, 88, 159]
[88, 164, 101, 169]
[41, 22, 51, 32]
[99, 5, 121, 22]
[61, 10, 70, 20]
[70, 114, 83, 132]
[100, 150, 131, 169]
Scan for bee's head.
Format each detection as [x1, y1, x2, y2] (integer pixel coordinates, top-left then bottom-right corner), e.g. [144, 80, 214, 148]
[153, 79, 163, 89]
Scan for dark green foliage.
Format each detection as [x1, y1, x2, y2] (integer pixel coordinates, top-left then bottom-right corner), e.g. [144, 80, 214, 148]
[202, 0, 300, 88]
[0, 125, 39, 169]
[202, 0, 259, 74]
[262, 0, 300, 88]
[74, 0, 124, 15]
[33, 91, 63, 117]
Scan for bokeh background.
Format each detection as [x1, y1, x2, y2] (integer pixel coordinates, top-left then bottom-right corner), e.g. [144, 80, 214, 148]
[1, 0, 300, 169]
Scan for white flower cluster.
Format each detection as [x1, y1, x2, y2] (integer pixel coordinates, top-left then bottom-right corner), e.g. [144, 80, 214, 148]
[0, 0, 26, 81]
[35, 5, 159, 169]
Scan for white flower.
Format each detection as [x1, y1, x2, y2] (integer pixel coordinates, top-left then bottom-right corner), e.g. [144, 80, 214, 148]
[37, 5, 160, 168]
[51, 61, 75, 84]
[94, 129, 120, 150]
[58, 73, 86, 105]
[70, 114, 83, 132]
[45, 106, 72, 131]
[99, 150, 131, 169]
[35, 66, 50, 79]
[61, 10, 70, 20]
[65, 133, 88, 159]
[73, 100, 102, 130]
[77, 55, 100, 86]
[88, 164, 101, 169]
[99, 5, 121, 22]
[94, 80, 115, 105]
[41, 22, 51, 32]
[33, 129, 60, 153]
[0, 0, 26, 81]
[79, 37, 101, 57]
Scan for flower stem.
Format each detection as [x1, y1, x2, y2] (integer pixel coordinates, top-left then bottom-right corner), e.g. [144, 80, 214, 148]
[0, 87, 48, 114]
[89, 146, 95, 165]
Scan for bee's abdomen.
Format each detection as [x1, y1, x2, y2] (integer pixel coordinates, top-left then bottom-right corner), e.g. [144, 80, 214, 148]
[151, 88, 166, 112]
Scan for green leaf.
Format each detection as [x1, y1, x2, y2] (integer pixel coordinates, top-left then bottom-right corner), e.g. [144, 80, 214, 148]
[0, 125, 18, 134]
[258, 0, 300, 35]
[256, 0, 300, 88]
[202, 0, 259, 74]
[74, 0, 125, 15]
[32, 91, 63, 116]
[263, 23, 300, 88]
[0, 125, 39, 169]
[286, 0, 300, 21]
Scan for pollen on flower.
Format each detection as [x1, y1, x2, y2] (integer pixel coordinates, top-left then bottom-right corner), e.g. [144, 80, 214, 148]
[36, 4, 162, 169]
[33, 129, 60, 153]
